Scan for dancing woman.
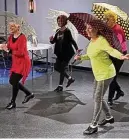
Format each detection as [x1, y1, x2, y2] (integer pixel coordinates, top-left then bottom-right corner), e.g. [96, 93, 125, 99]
[1, 22, 34, 110]
[104, 11, 128, 105]
[50, 15, 79, 92]
[75, 22, 129, 135]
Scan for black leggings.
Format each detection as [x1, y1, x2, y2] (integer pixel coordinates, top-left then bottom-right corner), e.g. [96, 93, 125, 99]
[9, 72, 31, 102]
[108, 51, 127, 101]
[54, 59, 70, 85]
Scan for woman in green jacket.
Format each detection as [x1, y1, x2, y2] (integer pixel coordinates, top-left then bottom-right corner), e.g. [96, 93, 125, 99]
[74, 22, 129, 135]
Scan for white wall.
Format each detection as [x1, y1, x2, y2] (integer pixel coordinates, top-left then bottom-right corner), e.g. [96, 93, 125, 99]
[0, 0, 129, 72]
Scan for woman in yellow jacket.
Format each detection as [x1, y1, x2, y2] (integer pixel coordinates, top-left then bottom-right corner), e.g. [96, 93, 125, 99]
[74, 22, 129, 135]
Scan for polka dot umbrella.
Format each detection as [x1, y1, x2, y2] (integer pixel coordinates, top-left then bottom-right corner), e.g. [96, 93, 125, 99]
[92, 3, 129, 40]
[68, 13, 122, 52]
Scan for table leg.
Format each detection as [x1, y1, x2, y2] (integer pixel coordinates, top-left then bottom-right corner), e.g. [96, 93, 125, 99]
[32, 50, 33, 77]
[46, 49, 48, 72]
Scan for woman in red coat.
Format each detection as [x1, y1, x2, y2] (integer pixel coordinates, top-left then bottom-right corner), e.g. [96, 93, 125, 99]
[1, 22, 34, 110]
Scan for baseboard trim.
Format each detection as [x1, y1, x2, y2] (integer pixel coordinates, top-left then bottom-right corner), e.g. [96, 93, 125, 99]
[33, 61, 129, 76]
[71, 65, 129, 76]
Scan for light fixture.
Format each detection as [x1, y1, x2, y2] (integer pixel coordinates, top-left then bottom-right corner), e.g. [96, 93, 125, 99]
[29, 0, 36, 13]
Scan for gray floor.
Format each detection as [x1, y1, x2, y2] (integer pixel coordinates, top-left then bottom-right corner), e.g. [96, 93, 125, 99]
[0, 69, 129, 138]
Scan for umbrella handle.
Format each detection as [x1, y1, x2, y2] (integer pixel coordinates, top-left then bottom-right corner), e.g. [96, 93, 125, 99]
[71, 42, 90, 65]
[71, 49, 83, 65]
[51, 29, 60, 38]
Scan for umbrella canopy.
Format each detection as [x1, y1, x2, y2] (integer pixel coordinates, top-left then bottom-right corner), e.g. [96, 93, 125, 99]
[68, 13, 122, 52]
[92, 3, 129, 39]
[68, 13, 95, 39]
[46, 9, 78, 42]
[0, 11, 37, 37]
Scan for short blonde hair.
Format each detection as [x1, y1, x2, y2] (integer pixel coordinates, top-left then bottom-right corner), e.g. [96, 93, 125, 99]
[9, 22, 20, 28]
[104, 10, 117, 22]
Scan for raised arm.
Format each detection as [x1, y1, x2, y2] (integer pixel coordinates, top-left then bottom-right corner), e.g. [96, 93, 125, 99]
[49, 29, 59, 44]
[80, 54, 90, 60]
[0, 35, 11, 52]
[101, 38, 128, 60]
[74, 53, 90, 61]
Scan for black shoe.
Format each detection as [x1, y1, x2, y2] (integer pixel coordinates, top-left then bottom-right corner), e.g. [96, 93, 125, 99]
[6, 101, 16, 110]
[108, 101, 113, 107]
[98, 117, 114, 126]
[54, 86, 63, 92]
[66, 78, 75, 88]
[83, 126, 98, 135]
[113, 91, 124, 100]
[22, 93, 34, 104]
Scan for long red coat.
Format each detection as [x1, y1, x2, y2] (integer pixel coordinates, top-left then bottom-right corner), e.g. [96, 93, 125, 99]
[7, 34, 31, 84]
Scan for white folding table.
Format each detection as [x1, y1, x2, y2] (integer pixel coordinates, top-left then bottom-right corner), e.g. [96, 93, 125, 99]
[27, 43, 52, 76]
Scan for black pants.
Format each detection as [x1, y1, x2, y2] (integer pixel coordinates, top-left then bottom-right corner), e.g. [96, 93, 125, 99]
[9, 72, 31, 102]
[108, 51, 127, 101]
[54, 58, 70, 85]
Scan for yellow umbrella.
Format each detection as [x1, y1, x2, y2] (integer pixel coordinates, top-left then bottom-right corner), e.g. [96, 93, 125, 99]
[92, 3, 129, 39]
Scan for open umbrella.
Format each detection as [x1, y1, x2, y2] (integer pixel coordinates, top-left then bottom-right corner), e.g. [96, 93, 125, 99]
[68, 13, 122, 52]
[46, 9, 78, 42]
[92, 3, 129, 39]
[68, 13, 94, 39]
[0, 11, 37, 37]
